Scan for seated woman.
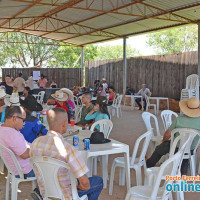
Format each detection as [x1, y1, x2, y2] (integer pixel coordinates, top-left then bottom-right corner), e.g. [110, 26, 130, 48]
[51, 89, 74, 121]
[20, 90, 48, 143]
[108, 86, 116, 105]
[85, 96, 110, 130]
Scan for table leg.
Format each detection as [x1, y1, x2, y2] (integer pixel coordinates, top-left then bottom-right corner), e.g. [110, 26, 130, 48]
[167, 99, 169, 110]
[101, 155, 109, 188]
[157, 99, 159, 115]
[124, 151, 130, 191]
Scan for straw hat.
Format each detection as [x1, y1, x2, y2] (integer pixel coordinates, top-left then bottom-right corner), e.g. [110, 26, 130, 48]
[4, 93, 20, 106]
[179, 97, 200, 118]
[0, 88, 7, 100]
[51, 90, 68, 102]
[60, 88, 73, 100]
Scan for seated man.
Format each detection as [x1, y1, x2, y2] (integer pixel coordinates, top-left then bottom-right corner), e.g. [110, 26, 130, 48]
[146, 97, 200, 175]
[20, 88, 48, 143]
[0, 106, 42, 200]
[76, 92, 94, 128]
[135, 84, 151, 110]
[30, 108, 103, 200]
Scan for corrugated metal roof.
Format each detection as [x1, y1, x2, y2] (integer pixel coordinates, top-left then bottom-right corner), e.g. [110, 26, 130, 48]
[0, 0, 200, 46]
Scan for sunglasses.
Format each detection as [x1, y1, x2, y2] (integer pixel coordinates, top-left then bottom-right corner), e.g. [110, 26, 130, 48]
[13, 116, 26, 122]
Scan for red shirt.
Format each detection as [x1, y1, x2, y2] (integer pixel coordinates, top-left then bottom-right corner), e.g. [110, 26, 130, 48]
[55, 101, 69, 113]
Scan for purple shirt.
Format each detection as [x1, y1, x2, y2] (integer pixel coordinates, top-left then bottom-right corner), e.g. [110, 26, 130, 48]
[0, 126, 32, 175]
[67, 99, 75, 110]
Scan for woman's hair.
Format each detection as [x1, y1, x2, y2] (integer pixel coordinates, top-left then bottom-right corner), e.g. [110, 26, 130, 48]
[98, 104, 110, 119]
[24, 86, 30, 93]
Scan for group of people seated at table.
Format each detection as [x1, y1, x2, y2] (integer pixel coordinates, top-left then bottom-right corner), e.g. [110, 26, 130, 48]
[73, 78, 117, 106]
[0, 85, 105, 199]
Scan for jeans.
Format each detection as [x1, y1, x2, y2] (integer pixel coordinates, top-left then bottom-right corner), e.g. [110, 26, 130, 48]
[135, 98, 146, 110]
[78, 176, 103, 200]
[15, 169, 35, 178]
[146, 140, 190, 175]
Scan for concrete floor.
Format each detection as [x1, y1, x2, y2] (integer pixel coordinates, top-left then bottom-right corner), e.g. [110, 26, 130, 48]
[0, 107, 199, 199]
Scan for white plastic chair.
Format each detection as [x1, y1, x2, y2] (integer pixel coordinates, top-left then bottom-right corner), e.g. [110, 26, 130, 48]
[111, 94, 123, 118]
[161, 110, 178, 131]
[90, 119, 113, 179]
[142, 112, 162, 153]
[30, 156, 87, 200]
[145, 95, 157, 115]
[0, 143, 36, 200]
[181, 74, 199, 100]
[125, 150, 183, 200]
[170, 128, 200, 177]
[33, 91, 45, 105]
[109, 130, 153, 195]
[144, 128, 199, 186]
[90, 119, 113, 138]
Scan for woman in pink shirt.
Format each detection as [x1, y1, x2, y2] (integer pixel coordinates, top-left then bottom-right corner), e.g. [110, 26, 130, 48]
[38, 74, 48, 89]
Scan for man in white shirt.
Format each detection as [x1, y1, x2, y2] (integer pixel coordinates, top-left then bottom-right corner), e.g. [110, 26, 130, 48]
[135, 84, 151, 110]
[14, 73, 25, 96]
[25, 75, 34, 92]
[101, 78, 108, 91]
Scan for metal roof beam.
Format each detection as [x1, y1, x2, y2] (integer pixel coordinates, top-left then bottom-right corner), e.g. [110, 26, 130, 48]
[39, 0, 145, 38]
[13, 0, 84, 31]
[63, 1, 199, 42]
[0, 0, 43, 27]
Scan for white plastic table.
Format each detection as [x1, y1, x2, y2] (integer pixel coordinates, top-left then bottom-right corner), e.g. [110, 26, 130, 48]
[131, 95, 143, 110]
[65, 131, 130, 190]
[124, 95, 143, 110]
[149, 97, 169, 113]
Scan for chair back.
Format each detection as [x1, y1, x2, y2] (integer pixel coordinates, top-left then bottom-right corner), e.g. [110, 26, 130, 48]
[90, 119, 113, 138]
[170, 128, 200, 159]
[151, 150, 183, 199]
[142, 112, 161, 137]
[161, 110, 178, 131]
[37, 91, 45, 104]
[0, 143, 24, 179]
[113, 95, 123, 108]
[130, 130, 153, 166]
[186, 74, 199, 90]
[30, 156, 81, 200]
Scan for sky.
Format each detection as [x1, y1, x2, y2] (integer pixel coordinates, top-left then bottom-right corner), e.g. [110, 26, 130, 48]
[96, 34, 156, 56]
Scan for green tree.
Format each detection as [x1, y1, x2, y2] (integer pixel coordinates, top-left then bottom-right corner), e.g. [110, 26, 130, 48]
[146, 25, 198, 54]
[0, 32, 59, 68]
[48, 44, 98, 68]
[95, 44, 139, 60]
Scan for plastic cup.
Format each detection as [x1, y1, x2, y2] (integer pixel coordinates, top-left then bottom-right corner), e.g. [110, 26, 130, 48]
[70, 120, 75, 127]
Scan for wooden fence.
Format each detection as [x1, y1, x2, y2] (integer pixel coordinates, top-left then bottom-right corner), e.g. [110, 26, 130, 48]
[85, 51, 198, 99]
[2, 68, 82, 88]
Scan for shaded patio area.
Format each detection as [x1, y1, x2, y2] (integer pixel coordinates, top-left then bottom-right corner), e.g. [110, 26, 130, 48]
[0, 107, 199, 199]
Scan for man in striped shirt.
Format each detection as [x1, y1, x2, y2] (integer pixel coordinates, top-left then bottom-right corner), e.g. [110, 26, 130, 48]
[30, 108, 103, 200]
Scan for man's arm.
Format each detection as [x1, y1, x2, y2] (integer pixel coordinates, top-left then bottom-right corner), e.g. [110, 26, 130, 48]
[77, 174, 90, 190]
[20, 148, 30, 159]
[162, 129, 171, 142]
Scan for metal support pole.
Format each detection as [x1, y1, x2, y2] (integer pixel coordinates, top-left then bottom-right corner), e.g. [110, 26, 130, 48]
[123, 37, 127, 94]
[81, 46, 84, 86]
[198, 24, 200, 79]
